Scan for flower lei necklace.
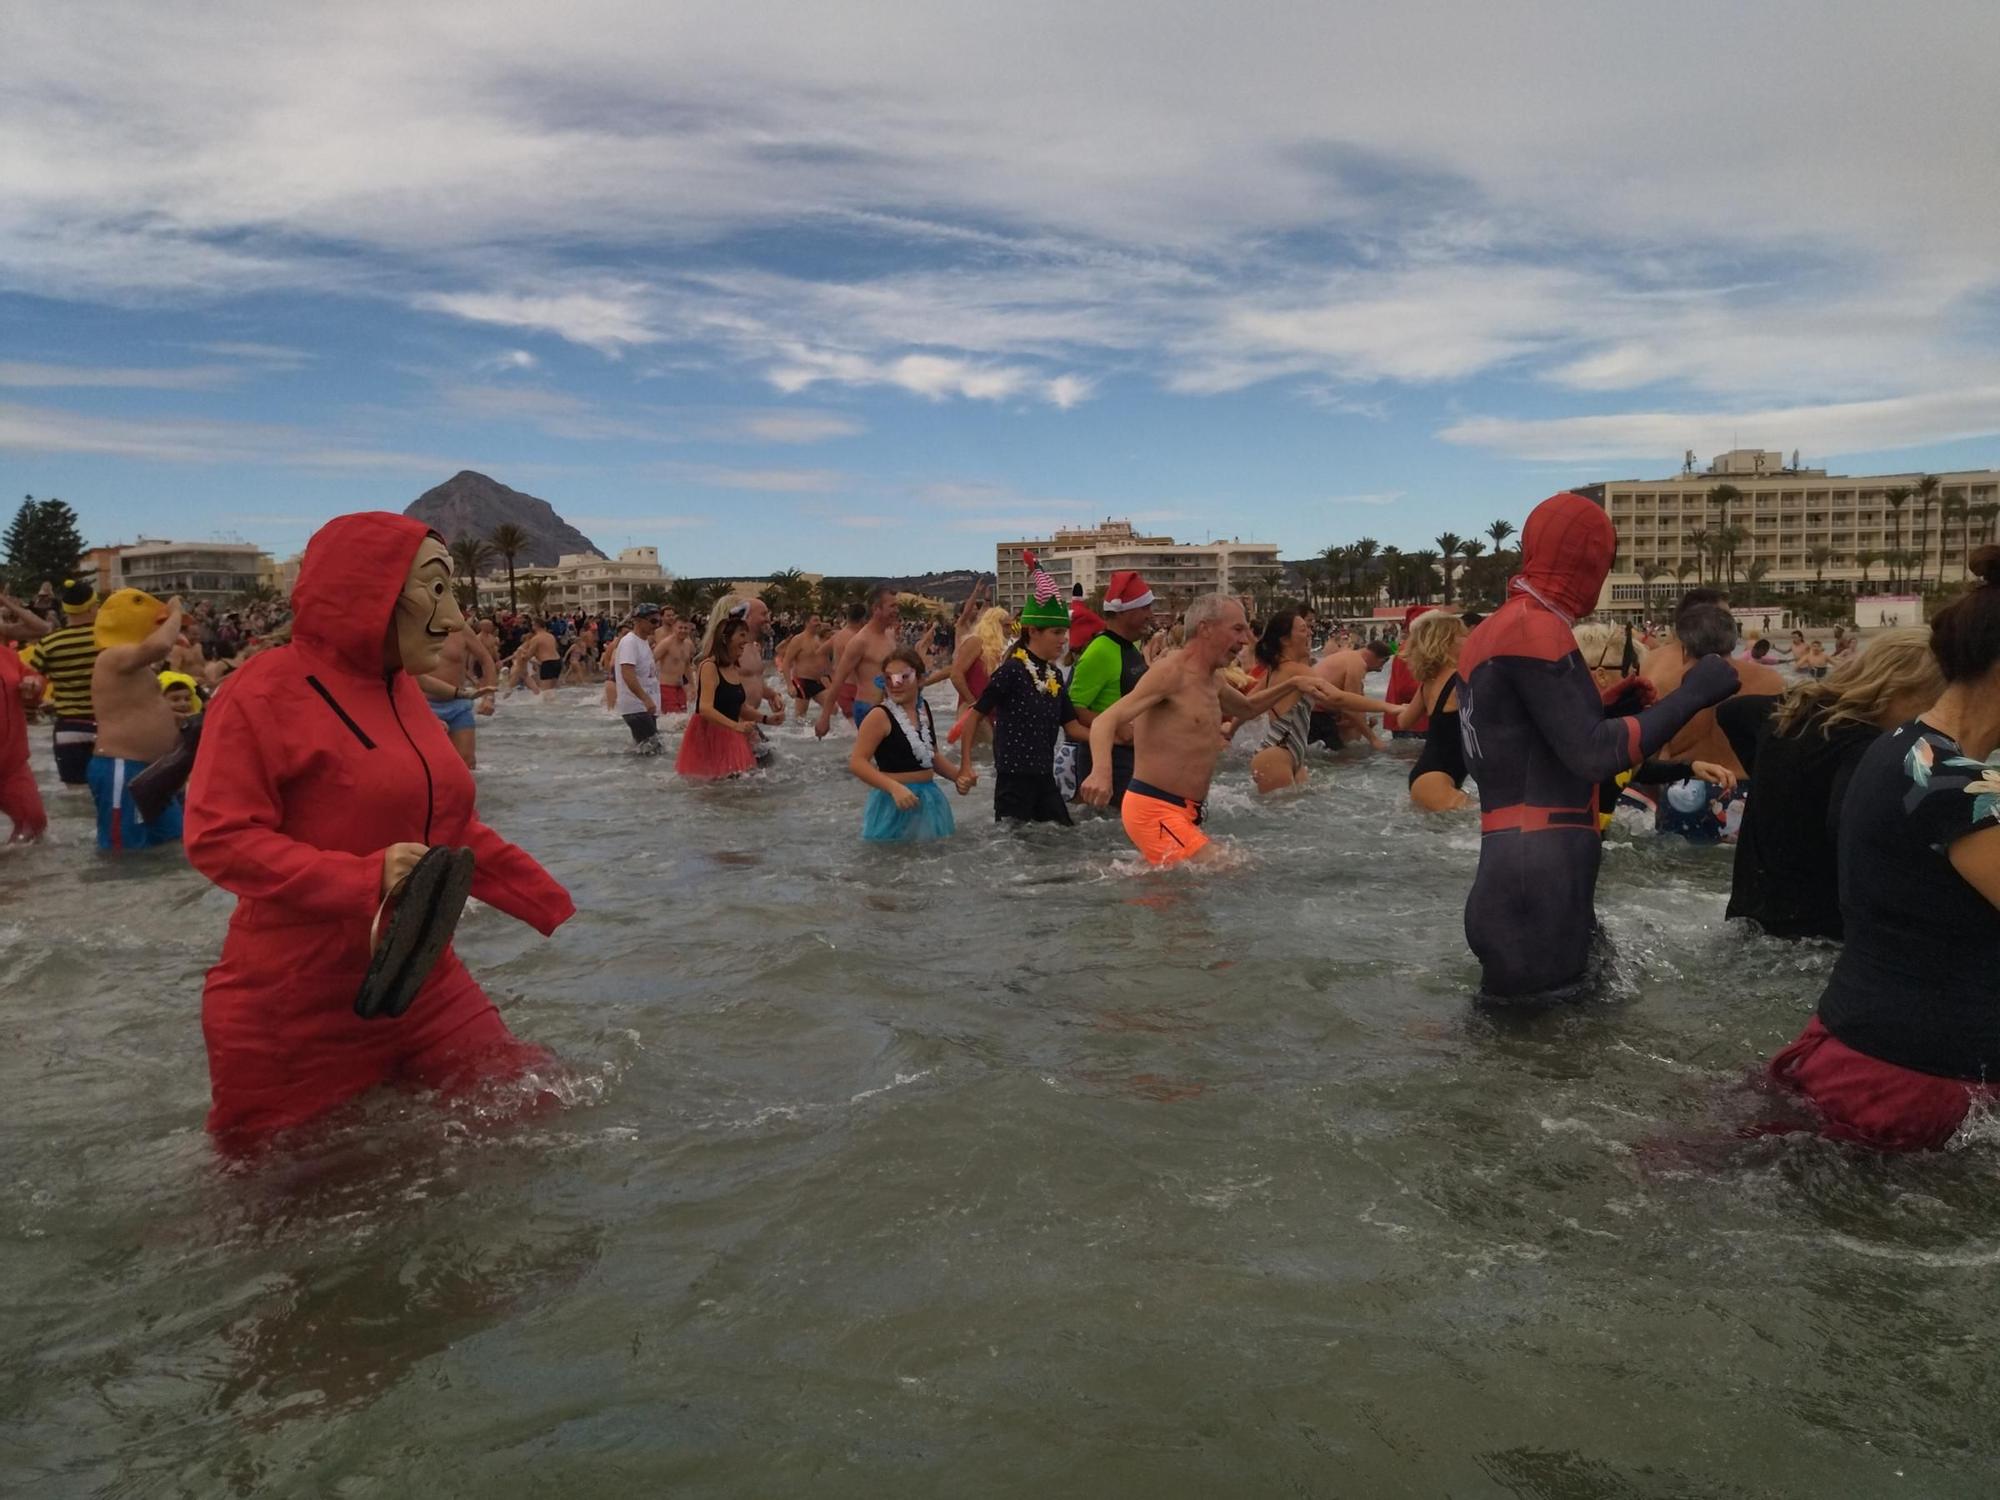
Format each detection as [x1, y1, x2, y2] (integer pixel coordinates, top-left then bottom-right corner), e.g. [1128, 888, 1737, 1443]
[884, 695, 935, 769]
[1012, 648, 1062, 697]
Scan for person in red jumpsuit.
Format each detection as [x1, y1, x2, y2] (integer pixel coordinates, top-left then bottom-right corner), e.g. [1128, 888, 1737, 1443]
[0, 646, 48, 842]
[184, 513, 574, 1148]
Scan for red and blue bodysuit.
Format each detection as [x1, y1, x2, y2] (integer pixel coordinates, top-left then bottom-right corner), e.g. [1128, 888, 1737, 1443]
[1457, 493, 1737, 1000]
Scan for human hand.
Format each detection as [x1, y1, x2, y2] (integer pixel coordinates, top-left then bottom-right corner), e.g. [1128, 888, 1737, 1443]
[739, 720, 759, 737]
[955, 770, 977, 795]
[1691, 760, 1738, 796]
[890, 784, 919, 812]
[381, 841, 428, 897]
[476, 696, 495, 718]
[814, 711, 831, 739]
[1080, 769, 1113, 807]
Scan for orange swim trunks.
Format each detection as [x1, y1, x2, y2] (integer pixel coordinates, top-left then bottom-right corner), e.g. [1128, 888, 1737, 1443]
[1121, 778, 1209, 866]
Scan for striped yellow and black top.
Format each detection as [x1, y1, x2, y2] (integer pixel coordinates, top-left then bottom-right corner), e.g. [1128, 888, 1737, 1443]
[24, 624, 100, 719]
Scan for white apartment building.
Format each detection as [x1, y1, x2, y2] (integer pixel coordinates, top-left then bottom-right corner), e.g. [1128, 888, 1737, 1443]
[476, 546, 669, 616]
[117, 539, 273, 606]
[1594, 451, 2000, 613]
[996, 519, 1282, 609]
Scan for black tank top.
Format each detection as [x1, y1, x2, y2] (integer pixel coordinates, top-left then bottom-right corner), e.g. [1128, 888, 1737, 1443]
[1409, 674, 1468, 787]
[709, 670, 747, 722]
[871, 700, 935, 774]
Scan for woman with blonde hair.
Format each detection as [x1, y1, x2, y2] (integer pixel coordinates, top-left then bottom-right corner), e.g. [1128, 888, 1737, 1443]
[1399, 610, 1471, 810]
[947, 603, 1012, 746]
[1727, 627, 1944, 939]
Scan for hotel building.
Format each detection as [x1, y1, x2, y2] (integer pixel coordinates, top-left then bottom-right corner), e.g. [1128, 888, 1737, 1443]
[117, 540, 273, 607]
[1594, 451, 2000, 614]
[995, 520, 1282, 609]
[477, 546, 669, 616]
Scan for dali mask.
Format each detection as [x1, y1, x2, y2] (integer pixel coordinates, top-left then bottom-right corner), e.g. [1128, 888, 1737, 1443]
[393, 536, 464, 675]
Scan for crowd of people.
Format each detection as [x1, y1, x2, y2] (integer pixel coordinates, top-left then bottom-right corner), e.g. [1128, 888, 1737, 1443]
[3, 494, 1996, 1157]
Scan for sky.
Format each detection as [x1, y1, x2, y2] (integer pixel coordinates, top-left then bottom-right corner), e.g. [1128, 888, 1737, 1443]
[5, 1, 2000, 575]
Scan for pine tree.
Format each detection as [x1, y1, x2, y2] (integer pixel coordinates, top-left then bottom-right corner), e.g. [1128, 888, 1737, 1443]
[3, 495, 86, 595]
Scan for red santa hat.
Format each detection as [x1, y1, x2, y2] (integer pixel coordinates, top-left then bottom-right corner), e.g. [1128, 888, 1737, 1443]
[1068, 582, 1106, 652]
[1102, 570, 1154, 614]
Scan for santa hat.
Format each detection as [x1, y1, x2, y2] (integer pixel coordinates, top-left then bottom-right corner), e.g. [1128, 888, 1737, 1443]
[1102, 570, 1154, 614]
[1068, 582, 1106, 652]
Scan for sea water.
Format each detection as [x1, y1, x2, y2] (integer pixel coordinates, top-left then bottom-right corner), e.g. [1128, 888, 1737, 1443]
[6, 683, 1999, 1496]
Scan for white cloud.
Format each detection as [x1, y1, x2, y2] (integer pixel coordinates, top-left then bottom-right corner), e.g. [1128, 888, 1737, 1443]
[480, 348, 539, 372]
[723, 409, 864, 444]
[412, 288, 662, 353]
[1325, 491, 1406, 507]
[0, 361, 239, 390]
[196, 342, 313, 367]
[674, 465, 844, 493]
[435, 383, 669, 441]
[1438, 386, 2000, 464]
[0, 399, 451, 470]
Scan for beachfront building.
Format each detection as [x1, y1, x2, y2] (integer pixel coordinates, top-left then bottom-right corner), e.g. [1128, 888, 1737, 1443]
[996, 519, 1283, 609]
[476, 546, 669, 615]
[117, 539, 273, 607]
[1593, 451, 2000, 614]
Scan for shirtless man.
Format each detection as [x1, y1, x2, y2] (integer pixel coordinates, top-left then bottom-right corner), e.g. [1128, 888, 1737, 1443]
[1640, 591, 1784, 779]
[653, 617, 694, 713]
[90, 591, 186, 851]
[509, 618, 560, 694]
[784, 616, 834, 716]
[1081, 593, 1335, 866]
[816, 587, 902, 738]
[418, 622, 497, 768]
[825, 602, 868, 725]
[1311, 637, 1392, 750]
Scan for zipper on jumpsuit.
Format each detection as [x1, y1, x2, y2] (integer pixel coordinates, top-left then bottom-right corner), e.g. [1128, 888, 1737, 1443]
[386, 674, 435, 842]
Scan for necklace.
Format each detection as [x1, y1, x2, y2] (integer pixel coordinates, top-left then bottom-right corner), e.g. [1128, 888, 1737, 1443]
[1012, 648, 1062, 696]
[884, 696, 934, 768]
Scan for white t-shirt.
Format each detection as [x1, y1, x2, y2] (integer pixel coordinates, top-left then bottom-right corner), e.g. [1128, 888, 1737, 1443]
[613, 631, 661, 715]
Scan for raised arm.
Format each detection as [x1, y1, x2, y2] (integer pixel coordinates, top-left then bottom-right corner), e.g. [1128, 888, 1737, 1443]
[102, 598, 184, 671]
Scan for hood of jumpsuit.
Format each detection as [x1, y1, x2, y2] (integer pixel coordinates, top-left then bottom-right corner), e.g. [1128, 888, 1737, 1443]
[293, 511, 432, 677]
[1511, 492, 1617, 621]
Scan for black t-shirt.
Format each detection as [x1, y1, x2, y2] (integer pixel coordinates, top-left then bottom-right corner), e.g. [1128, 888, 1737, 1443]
[1817, 722, 2000, 1079]
[1726, 704, 1881, 939]
[973, 652, 1078, 775]
[1716, 693, 1779, 775]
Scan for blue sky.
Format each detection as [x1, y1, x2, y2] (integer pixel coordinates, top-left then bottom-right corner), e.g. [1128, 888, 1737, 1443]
[6, 1, 1999, 575]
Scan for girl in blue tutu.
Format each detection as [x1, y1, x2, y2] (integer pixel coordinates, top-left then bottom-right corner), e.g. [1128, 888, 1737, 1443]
[849, 647, 975, 841]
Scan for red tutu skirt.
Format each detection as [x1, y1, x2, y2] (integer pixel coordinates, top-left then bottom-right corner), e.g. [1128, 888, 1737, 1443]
[676, 715, 756, 780]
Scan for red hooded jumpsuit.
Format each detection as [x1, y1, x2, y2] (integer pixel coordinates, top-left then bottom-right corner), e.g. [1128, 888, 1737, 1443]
[184, 513, 574, 1145]
[0, 647, 48, 840]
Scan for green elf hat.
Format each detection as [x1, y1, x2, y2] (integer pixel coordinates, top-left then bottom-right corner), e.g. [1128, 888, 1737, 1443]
[1020, 593, 1068, 630]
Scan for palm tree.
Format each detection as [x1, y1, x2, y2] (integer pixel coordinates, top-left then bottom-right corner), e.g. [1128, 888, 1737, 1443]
[1978, 502, 2000, 549]
[1912, 474, 1941, 590]
[1856, 549, 1878, 590]
[1408, 549, 1441, 604]
[1486, 519, 1516, 553]
[449, 535, 496, 608]
[1682, 527, 1711, 587]
[1940, 494, 1968, 584]
[1744, 558, 1771, 600]
[1674, 559, 1699, 589]
[1719, 524, 1750, 588]
[518, 577, 551, 616]
[1457, 539, 1487, 602]
[706, 580, 737, 610]
[1881, 486, 1912, 587]
[768, 566, 811, 615]
[1706, 482, 1743, 581]
[1433, 532, 1464, 604]
[1703, 533, 1731, 588]
[1350, 538, 1379, 614]
[1377, 545, 1404, 605]
[1638, 561, 1666, 610]
[1318, 543, 1346, 614]
[487, 523, 532, 613]
[666, 578, 704, 616]
[1806, 544, 1835, 591]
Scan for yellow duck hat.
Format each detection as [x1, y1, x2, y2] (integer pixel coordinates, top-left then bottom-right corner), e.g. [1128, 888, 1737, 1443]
[94, 588, 169, 650]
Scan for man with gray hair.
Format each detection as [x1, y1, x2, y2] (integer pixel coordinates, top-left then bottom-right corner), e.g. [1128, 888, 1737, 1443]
[1081, 593, 1337, 865]
[1642, 594, 1784, 780]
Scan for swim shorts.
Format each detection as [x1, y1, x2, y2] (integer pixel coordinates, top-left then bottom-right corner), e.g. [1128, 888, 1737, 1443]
[851, 698, 875, 728]
[53, 717, 96, 786]
[87, 753, 184, 851]
[1120, 776, 1208, 866]
[431, 696, 476, 732]
[659, 684, 687, 713]
[794, 677, 824, 701]
[538, 659, 561, 682]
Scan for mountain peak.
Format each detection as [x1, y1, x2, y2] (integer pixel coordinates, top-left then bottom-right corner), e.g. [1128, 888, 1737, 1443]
[404, 472, 601, 567]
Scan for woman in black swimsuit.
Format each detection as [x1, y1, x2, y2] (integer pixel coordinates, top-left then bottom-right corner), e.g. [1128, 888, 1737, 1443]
[1399, 611, 1470, 811]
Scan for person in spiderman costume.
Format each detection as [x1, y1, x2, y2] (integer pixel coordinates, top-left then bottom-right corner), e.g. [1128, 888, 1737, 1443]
[1457, 493, 1739, 1000]
[184, 513, 574, 1148]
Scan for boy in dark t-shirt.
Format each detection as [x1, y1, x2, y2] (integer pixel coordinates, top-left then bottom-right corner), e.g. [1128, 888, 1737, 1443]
[962, 595, 1086, 825]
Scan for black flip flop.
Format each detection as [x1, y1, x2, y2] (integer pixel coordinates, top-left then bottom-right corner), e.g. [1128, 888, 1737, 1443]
[354, 845, 477, 1020]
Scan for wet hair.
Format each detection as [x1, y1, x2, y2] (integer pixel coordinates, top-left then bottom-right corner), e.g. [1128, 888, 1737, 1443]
[1404, 610, 1468, 681]
[846, 602, 867, 624]
[1930, 545, 2000, 684]
[710, 617, 750, 667]
[1675, 602, 1738, 659]
[1674, 587, 1726, 623]
[1774, 627, 1942, 737]
[1183, 593, 1235, 636]
[1253, 609, 1301, 668]
[1750, 638, 1772, 660]
[1363, 637, 1392, 660]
